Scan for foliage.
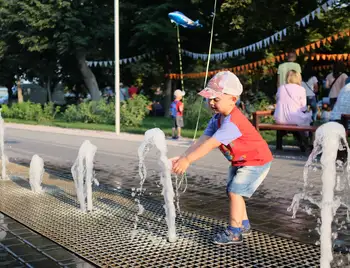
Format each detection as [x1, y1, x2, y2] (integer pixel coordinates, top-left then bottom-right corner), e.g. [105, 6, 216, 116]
[1, 102, 60, 122]
[183, 96, 213, 130]
[120, 95, 150, 127]
[63, 100, 115, 124]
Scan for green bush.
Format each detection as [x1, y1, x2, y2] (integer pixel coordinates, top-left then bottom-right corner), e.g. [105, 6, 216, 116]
[120, 94, 150, 127]
[1, 102, 59, 122]
[63, 100, 115, 124]
[62, 95, 149, 126]
[184, 96, 213, 130]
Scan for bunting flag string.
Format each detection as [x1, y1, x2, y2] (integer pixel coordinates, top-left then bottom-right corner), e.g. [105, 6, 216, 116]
[87, 50, 158, 67]
[305, 53, 349, 61]
[181, 0, 338, 61]
[167, 29, 350, 79]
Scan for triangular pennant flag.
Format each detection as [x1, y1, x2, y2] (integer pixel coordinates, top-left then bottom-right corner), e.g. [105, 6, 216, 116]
[109, 61, 113, 65]
[281, 54, 285, 61]
[305, 14, 310, 25]
[311, 11, 316, 20]
[337, 54, 343, 60]
[316, 55, 320, 61]
[296, 49, 300, 56]
[123, 59, 128, 64]
[327, 55, 332, 60]
[333, 34, 339, 41]
[322, 54, 326, 60]
[300, 47, 305, 54]
[327, 0, 333, 6]
[327, 36, 332, 43]
[271, 35, 275, 43]
[305, 45, 311, 51]
[296, 21, 301, 27]
[283, 28, 287, 36]
[87, 61, 92, 67]
[316, 41, 321, 48]
[321, 3, 328, 12]
[316, 7, 321, 17]
[301, 17, 306, 27]
[311, 43, 316, 50]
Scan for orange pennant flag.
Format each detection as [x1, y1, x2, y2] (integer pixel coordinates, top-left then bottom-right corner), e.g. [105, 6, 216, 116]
[300, 47, 305, 54]
[296, 49, 300, 56]
[344, 54, 348, 60]
[316, 41, 321, 48]
[281, 54, 285, 61]
[322, 38, 327, 45]
[310, 56, 313, 60]
[249, 63, 253, 69]
[333, 34, 339, 41]
[316, 55, 320, 61]
[322, 54, 326, 60]
[276, 56, 280, 62]
[346, 30, 350, 36]
[327, 55, 332, 60]
[305, 45, 311, 51]
[254, 62, 257, 68]
[237, 66, 241, 71]
[311, 43, 316, 50]
[327, 36, 332, 43]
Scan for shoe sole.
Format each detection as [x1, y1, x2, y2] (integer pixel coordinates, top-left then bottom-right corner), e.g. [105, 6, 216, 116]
[242, 231, 251, 236]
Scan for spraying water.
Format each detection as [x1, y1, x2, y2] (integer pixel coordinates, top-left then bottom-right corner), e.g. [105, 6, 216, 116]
[137, 128, 177, 243]
[0, 112, 7, 180]
[288, 122, 350, 268]
[71, 140, 99, 212]
[29, 154, 45, 193]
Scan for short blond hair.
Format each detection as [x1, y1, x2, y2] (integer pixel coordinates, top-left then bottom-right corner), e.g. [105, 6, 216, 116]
[286, 70, 302, 86]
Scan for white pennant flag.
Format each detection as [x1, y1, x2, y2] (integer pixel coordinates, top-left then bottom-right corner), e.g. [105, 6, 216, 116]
[119, 60, 122, 65]
[321, 3, 328, 12]
[305, 14, 310, 24]
[234, 50, 238, 56]
[123, 59, 128, 64]
[311, 10, 316, 19]
[271, 35, 275, 43]
[228, 51, 233, 57]
[274, 33, 279, 41]
[87, 61, 92, 67]
[301, 17, 306, 27]
[266, 38, 270, 46]
[296, 21, 301, 27]
[109, 61, 113, 65]
[283, 28, 287, 36]
[259, 41, 263, 49]
[316, 7, 321, 17]
[327, 0, 333, 6]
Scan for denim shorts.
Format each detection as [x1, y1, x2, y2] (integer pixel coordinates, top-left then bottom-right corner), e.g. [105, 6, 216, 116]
[227, 162, 272, 198]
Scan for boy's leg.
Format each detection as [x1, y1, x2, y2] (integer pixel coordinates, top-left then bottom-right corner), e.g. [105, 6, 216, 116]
[213, 163, 271, 245]
[177, 127, 182, 137]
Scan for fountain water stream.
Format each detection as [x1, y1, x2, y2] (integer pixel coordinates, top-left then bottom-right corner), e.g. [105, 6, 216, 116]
[29, 154, 44, 193]
[0, 112, 7, 180]
[137, 128, 177, 242]
[288, 122, 350, 268]
[71, 140, 99, 212]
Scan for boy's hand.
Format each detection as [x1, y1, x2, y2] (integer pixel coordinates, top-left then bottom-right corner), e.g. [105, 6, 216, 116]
[172, 157, 190, 175]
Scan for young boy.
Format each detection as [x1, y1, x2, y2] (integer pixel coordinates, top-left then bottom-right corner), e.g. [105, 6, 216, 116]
[170, 89, 185, 139]
[171, 71, 273, 245]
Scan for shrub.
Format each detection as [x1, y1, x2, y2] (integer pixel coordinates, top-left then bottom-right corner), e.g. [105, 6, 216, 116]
[63, 100, 115, 124]
[120, 94, 150, 127]
[1, 102, 59, 122]
[184, 96, 213, 130]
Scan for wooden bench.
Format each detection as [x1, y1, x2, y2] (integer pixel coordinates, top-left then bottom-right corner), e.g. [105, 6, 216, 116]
[252, 110, 318, 151]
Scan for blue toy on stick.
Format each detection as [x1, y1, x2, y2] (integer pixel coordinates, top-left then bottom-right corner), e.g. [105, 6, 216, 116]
[168, 11, 202, 29]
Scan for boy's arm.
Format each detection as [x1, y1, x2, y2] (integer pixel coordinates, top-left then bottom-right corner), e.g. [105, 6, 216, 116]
[181, 135, 210, 157]
[179, 103, 184, 113]
[185, 137, 221, 164]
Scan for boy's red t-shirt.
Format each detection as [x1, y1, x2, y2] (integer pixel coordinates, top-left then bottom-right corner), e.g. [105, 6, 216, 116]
[204, 107, 273, 166]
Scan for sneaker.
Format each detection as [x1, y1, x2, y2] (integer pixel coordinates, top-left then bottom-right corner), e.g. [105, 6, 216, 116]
[212, 228, 243, 245]
[171, 136, 178, 140]
[241, 224, 252, 236]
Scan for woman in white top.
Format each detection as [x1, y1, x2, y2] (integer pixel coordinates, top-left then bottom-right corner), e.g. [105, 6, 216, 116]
[301, 64, 318, 122]
[326, 62, 348, 108]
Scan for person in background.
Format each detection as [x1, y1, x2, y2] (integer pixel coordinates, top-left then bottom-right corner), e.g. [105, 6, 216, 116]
[170, 89, 185, 139]
[301, 64, 318, 122]
[277, 50, 302, 88]
[274, 70, 312, 152]
[119, 83, 129, 102]
[326, 62, 348, 109]
[330, 77, 350, 122]
[128, 84, 138, 99]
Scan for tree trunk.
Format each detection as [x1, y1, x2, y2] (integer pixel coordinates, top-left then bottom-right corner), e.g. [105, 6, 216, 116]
[47, 76, 52, 102]
[76, 52, 101, 101]
[17, 81, 23, 103]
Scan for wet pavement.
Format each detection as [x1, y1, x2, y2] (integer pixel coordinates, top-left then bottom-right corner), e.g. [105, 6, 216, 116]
[0, 213, 95, 267]
[2, 126, 350, 266]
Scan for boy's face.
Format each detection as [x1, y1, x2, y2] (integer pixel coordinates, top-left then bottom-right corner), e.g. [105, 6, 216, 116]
[208, 94, 236, 115]
[176, 95, 183, 100]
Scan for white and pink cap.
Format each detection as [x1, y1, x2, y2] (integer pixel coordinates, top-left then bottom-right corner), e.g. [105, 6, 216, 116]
[198, 71, 243, 99]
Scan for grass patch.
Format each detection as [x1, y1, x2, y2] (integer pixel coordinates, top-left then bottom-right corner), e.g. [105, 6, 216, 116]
[5, 116, 299, 146]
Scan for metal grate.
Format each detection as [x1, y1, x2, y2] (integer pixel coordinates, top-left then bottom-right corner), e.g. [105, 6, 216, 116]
[0, 175, 321, 268]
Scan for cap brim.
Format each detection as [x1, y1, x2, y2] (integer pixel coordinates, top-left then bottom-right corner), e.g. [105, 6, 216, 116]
[198, 90, 213, 99]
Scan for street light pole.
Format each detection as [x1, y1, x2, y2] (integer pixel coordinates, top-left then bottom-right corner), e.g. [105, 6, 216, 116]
[114, 0, 120, 135]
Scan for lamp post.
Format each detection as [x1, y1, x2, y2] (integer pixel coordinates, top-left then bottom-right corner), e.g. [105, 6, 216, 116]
[114, 0, 120, 135]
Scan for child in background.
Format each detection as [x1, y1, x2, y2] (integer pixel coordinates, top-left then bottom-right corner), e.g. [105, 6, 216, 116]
[171, 71, 273, 245]
[170, 89, 185, 139]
